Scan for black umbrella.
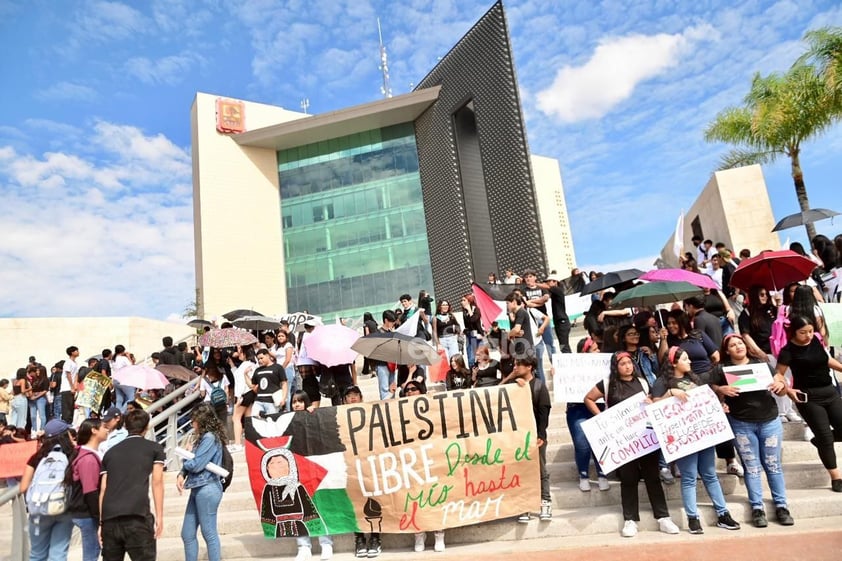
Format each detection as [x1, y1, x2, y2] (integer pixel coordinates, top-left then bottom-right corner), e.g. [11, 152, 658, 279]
[351, 332, 439, 365]
[156, 364, 198, 383]
[222, 308, 266, 321]
[772, 208, 839, 232]
[233, 315, 280, 331]
[187, 319, 214, 328]
[580, 269, 645, 295]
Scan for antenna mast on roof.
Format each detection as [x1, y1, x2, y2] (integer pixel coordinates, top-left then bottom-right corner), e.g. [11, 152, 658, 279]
[300, 98, 310, 114]
[377, 17, 392, 98]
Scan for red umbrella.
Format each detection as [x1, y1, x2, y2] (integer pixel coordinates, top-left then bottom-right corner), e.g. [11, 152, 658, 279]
[639, 268, 719, 290]
[729, 250, 817, 292]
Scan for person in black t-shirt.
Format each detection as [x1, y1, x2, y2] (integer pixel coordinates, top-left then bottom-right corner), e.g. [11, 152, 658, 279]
[772, 315, 842, 492]
[523, 270, 556, 356]
[251, 350, 288, 417]
[100, 409, 165, 561]
[504, 292, 534, 367]
[543, 274, 571, 353]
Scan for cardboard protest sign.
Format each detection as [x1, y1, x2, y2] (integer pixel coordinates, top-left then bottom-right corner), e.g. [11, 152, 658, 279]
[581, 392, 659, 473]
[280, 313, 322, 331]
[76, 371, 112, 412]
[645, 385, 734, 463]
[722, 363, 774, 393]
[0, 441, 38, 478]
[244, 385, 539, 536]
[551, 353, 611, 403]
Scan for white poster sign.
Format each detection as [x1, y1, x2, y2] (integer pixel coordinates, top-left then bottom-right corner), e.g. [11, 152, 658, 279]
[551, 353, 612, 403]
[581, 392, 660, 473]
[645, 385, 734, 463]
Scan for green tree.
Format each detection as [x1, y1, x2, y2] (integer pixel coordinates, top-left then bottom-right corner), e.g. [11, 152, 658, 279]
[800, 27, 842, 102]
[704, 63, 839, 241]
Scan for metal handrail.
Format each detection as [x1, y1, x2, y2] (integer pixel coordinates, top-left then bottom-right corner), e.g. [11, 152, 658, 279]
[146, 376, 203, 415]
[0, 484, 28, 561]
[147, 378, 204, 468]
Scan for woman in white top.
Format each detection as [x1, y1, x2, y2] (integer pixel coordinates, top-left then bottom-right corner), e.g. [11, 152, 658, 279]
[110, 344, 134, 411]
[277, 331, 297, 412]
[228, 346, 256, 453]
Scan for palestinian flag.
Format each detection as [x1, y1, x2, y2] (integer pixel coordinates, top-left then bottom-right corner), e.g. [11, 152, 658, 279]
[244, 410, 358, 538]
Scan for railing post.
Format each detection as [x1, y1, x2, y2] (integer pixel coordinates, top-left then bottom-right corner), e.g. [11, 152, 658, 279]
[166, 413, 179, 466]
[11, 492, 29, 561]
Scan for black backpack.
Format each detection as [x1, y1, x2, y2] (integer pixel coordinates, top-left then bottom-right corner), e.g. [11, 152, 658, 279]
[220, 443, 234, 492]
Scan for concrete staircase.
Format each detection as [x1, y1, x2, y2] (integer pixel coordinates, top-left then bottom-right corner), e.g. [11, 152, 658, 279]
[4, 371, 841, 560]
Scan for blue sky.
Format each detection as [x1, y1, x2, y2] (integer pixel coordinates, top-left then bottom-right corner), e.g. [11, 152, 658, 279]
[1, 0, 842, 320]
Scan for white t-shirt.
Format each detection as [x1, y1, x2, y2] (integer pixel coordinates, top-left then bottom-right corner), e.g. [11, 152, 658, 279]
[200, 376, 229, 403]
[61, 358, 78, 392]
[112, 355, 131, 371]
[233, 361, 255, 398]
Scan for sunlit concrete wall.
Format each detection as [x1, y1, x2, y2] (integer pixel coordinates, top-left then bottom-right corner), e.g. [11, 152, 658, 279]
[192, 93, 306, 320]
[0, 317, 195, 377]
[532, 155, 577, 275]
[660, 165, 780, 266]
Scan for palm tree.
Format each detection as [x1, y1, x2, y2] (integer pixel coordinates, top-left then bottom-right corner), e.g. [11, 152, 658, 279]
[704, 63, 839, 240]
[800, 27, 842, 101]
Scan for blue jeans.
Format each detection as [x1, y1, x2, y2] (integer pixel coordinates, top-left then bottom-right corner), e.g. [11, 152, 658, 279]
[73, 517, 101, 561]
[10, 395, 28, 428]
[533, 341, 546, 382]
[730, 416, 787, 510]
[252, 401, 278, 418]
[541, 326, 556, 356]
[375, 364, 394, 399]
[439, 335, 459, 362]
[29, 514, 73, 561]
[720, 316, 734, 336]
[182, 480, 223, 561]
[674, 446, 728, 518]
[29, 396, 48, 432]
[296, 535, 333, 549]
[465, 332, 482, 367]
[566, 404, 606, 478]
[284, 365, 298, 412]
[114, 382, 137, 411]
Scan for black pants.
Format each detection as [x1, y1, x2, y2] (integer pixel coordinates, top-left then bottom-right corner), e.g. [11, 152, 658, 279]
[616, 450, 670, 521]
[60, 391, 74, 424]
[101, 514, 156, 561]
[797, 384, 842, 470]
[554, 320, 571, 353]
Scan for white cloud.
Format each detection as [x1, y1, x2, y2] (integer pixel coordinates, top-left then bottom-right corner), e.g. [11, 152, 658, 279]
[35, 81, 98, 102]
[125, 53, 207, 85]
[0, 122, 194, 319]
[73, 0, 147, 43]
[536, 25, 715, 123]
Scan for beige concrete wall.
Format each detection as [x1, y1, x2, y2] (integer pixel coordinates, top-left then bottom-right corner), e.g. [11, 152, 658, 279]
[660, 164, 780, 266]
[531, 155, 577, 274]
[0, 317, 195, 377]
[192, 93, 307, 320]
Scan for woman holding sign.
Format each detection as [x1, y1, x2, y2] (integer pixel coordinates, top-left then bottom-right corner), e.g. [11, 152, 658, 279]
[773, 315, 842, 493]
[651, 347, 740, 534]
[713, 334, 793, 528]
[584, 352, 681, 538]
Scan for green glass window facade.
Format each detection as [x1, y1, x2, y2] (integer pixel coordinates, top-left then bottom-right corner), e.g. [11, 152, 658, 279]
[279, 123, 433, 320]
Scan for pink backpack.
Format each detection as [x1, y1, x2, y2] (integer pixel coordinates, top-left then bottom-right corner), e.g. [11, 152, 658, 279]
[769, 306, 789, 357]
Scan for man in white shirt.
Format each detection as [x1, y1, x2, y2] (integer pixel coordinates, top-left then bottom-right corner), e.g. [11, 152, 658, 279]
[60, 346, 80, 423]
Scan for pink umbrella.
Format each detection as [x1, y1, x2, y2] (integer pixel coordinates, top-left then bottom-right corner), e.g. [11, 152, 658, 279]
[639, 268, 719, 290]
[113, 365, 171, 390]
[302, 324, 360, 367]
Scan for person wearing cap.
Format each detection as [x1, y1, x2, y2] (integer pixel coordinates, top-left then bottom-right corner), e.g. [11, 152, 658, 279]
[20, 418, 77, 561]
[541, 273, 572, 353]
[99, 407, 128, 456]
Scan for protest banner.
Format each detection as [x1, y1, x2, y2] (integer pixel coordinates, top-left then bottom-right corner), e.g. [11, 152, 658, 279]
[0, 441, 38, 478]
[76, 371, 112, 412]
[581, 392, 659, 473]
[645, 385, 734, 463]
[243, 384, 539, 536]
[551, 353, 611, 403]
[279, 312, 322, 331]
[722, 363, 774, 393]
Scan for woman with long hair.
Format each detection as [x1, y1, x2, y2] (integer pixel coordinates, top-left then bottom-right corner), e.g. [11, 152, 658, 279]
[276, 331, 297, 411]
[652, 347, 740, 534]
[445, 354, 472, 391]
[663, 310, 719, 373]
[790, 284, 828, 340]
[460, 294, 484, 367]
[713, 334, 793, 527]
[361, 312, 379, 375]
[28, 365, 49, 433]
[584, 352, 680, 538]
[772, 315, 842, 492]
[20, 420, 77, 561]
[177, 403, 227, 561]
[618, 324, 658, 385]
[432, 300, 461, 361]
[229, 345, 256, 453]
[738, 285, 777, 358]
[811, 234, 840, 302]
[568, 338, 609, 492]
[10, 368, 30, 429]
[471, 345, 501, 388]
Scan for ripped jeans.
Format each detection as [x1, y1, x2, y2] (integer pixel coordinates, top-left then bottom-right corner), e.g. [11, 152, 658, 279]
[729, 416, 787, 510]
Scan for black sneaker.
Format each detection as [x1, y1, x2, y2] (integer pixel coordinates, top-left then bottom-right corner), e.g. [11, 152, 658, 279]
[367, 534, 382, 558]
[716, 511, 741, 530]
[832, 479, 842, 493]
[752, 509, 768, 528]
[687, 516, 704, 534]
[355, 535, 367, 558]
[775, 507, 795, 526]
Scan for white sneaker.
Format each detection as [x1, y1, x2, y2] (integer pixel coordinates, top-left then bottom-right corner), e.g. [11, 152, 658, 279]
[597, 476, 610, 491]
[578, 478, 591, 492]
[658, 517, 680, 535]
[539, 500, 552, 521]
[227, 444, 243, 453]
[295, 546, 312, 561]
[320, 544, 333, 560]
[433, 531, 445, 552]
[727, 461, 744, 477]
[621, 520, 638, 537]
[414, 532, 425, 552]
[804, 426, 815, 442]
[785, 410, 803, 423]
[779, 414, 789, 423]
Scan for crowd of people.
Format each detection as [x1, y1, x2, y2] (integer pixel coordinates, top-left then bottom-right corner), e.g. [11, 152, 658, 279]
[6, 239, 842, 559]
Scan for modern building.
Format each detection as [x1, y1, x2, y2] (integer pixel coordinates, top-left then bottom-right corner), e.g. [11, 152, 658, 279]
[191, 1, 575, 321]
[658, 164, 780, 266]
